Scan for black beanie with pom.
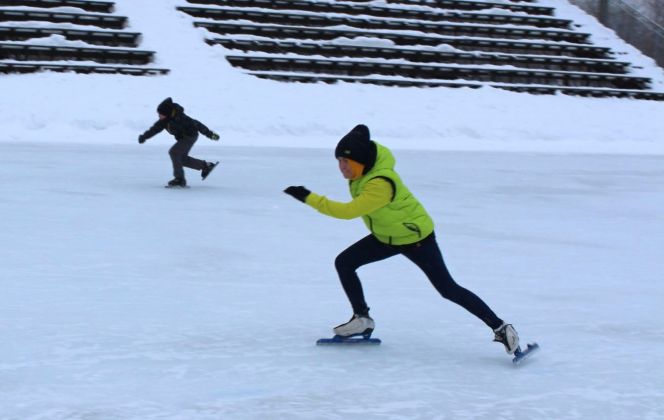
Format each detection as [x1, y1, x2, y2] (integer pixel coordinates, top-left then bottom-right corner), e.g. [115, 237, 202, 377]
[335, 124, 377, 172]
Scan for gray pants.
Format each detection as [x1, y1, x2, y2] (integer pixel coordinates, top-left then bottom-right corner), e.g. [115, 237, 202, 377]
[169, 136, 205, 179]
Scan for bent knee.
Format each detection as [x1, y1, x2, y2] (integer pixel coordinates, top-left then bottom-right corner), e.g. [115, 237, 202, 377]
[335, 252, 358, 273]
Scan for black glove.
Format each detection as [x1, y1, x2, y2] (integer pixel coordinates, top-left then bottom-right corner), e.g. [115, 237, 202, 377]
[284, 186, 311, 203]
[210, 132, 220, 141]
[138, 134, 146, 144]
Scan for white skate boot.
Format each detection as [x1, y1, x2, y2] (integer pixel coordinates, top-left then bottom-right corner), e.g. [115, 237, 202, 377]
[333, 314, 375, 338]
[493, 323, 519, 354]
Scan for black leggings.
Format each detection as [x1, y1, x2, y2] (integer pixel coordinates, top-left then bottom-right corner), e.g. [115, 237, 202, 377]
[334, 232, 503, 330]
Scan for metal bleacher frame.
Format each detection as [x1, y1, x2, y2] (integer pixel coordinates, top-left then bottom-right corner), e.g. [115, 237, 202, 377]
[0, 61, 168, 75]
[188, 0, 555, 16]
[342, 0, 554, 16]
[198, 22, 612, 59]
[224, 55, 651, 90]
[177, 6, 590, 44]
[0, 42, 154, 64]
[0, 0, 169, 75]
[182, 0, 571, 29]
[210, 38, 630, 74]
[0, 25, 139, 46]
[0, 9, 126, 29]
[248, 71, 664, 100]
[0, 0, 114, 13]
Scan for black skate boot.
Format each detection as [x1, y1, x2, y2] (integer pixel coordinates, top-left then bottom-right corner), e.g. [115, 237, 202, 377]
[201, 161, 219, 180]
[166, 177, 187, 188]
[493, 323, 519, 354]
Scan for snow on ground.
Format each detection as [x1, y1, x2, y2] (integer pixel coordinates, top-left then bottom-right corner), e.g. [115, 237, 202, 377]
[1, 0, 664, 419]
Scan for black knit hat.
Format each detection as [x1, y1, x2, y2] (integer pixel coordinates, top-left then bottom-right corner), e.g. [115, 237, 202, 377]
[335, 124, 376, 170]
[157, 97, 174, 116]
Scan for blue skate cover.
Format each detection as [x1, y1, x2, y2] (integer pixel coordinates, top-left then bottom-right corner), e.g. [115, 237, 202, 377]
[317, 335, 381, 345]
[512, 342, 540, 365]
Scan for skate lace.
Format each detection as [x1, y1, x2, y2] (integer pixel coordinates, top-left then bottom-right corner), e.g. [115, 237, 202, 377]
[493, 331, 506, 343]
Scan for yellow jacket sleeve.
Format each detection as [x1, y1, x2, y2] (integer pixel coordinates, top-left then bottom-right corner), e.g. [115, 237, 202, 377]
[305, 178, 393, 219]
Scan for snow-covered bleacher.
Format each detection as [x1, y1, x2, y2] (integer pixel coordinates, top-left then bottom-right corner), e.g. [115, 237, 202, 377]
[0, 0, 168, 75]
[178, 0, 664, 100]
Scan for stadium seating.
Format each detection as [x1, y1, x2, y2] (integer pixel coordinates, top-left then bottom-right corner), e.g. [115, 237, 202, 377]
[0, 9, 126, 29]
[211, 39, 630, 74]
[0, 0, 168, 76]
[177, 1, 573, 30]
[0, 0, 114, 13]
[177, 7, 589, 44]
[2, 0, 661, 98]
[199, 23, 612, 59]
[0, 26, 139, 47]
[178, 0, 664, 100]
[339, 0, 555, 16]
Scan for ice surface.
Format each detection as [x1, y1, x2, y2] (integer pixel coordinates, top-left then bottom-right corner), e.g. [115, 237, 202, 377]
[1, 144, 663, 419]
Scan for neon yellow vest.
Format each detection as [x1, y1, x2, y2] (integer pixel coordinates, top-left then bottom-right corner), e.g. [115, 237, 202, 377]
[350, 143, 434, 245]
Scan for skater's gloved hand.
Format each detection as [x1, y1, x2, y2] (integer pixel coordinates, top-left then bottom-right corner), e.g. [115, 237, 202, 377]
[138, 134, 146, 144]
[210, 132, 220, 141]
[284, 186, 311, 203]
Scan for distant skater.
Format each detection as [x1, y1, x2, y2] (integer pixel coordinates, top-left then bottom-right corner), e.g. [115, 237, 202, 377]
[284, 124, 520, 355]
[138, 97, 220, 188]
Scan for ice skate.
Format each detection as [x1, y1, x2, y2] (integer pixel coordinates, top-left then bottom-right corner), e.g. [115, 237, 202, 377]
[333, 314, 375, 338]
[201, 161, 219, 180]
[493, 322, 519, 354]
[166, 177, 187, 188]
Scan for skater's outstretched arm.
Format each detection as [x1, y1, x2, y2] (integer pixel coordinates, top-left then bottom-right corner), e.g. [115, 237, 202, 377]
[194, 119, 220, 140]
[285, 178, 392, 220]
[138, 119, 166, 143]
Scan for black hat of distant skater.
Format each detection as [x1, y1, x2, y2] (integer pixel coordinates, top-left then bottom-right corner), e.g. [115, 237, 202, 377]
[335, 124, 376, 169]
[157, 97, 174, 116]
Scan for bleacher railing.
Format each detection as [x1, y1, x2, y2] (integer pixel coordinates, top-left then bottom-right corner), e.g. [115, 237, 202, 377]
[569, 0, 664, 67]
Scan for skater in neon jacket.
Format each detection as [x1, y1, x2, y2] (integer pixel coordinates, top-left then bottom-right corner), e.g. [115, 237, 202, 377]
[284, 124, 519, 354]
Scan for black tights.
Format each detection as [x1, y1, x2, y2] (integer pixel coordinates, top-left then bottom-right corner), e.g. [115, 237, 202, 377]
[334, 233, 503, 330]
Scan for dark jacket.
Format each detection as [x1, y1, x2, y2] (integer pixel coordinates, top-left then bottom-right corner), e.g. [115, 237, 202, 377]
[141, 103, 215, 142]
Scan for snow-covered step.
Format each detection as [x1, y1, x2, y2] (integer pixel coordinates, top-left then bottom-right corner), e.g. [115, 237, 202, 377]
[196, 22, 612, 59]
[227, 54, 651, 90]
[0, 25, 139, 47]
[0, 8, 126, 29]
[343, 0, 555, 16]
[177, 6, 589, 43]
[0, 0, 114, 13]
[0, 41, 155, 64]
[0, 60, 168, 75]
[211, 38, 631, 74]
[248, 70, 664, 100]
[182, 0, 571, 29]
